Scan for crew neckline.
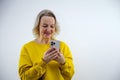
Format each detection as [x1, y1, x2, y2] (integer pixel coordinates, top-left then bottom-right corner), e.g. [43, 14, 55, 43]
[31, 39, 50, 46]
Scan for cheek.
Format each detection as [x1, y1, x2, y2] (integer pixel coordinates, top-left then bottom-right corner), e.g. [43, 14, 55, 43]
[39, 28, 45, 33]
[53, 28, 56, 33]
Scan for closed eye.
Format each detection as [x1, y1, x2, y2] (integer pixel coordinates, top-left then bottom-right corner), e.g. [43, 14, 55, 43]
[42, 24, 48, 28]
[50, 25, 55, 28]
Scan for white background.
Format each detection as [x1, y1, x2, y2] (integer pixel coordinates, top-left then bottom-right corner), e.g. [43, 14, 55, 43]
[0, 0, 120, 80]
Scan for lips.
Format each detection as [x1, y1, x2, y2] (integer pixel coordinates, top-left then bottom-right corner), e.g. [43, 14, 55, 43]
[44, 32, 51, 36]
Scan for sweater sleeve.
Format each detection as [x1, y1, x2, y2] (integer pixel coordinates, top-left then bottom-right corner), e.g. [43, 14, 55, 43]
[59, 42, 75, 80]
[18, 45, 47, 80]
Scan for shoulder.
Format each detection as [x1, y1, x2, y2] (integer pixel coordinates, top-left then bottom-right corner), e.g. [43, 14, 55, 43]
[22, 40, 35, 48]
[58, 40, 70, 48]
[59, 40, 72, 54]
[60, 40, 67, 45]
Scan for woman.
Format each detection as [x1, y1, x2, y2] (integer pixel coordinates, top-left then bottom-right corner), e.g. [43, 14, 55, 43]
[18, 9, 75, 80]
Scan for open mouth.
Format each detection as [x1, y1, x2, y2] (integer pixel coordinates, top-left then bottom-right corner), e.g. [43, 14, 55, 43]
[44, 32, 51, 36]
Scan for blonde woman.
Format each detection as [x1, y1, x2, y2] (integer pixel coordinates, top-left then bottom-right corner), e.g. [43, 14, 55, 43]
[18, 9, 75, 80]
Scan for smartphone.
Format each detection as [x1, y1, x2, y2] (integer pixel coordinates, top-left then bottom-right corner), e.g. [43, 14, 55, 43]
[50, 40, 60, 49]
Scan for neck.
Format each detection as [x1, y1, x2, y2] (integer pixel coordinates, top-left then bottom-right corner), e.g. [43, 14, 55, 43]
[36, 37, 51, 44]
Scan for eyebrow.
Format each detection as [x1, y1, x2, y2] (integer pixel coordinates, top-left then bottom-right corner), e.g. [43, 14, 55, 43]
[43, 23, 55, 26]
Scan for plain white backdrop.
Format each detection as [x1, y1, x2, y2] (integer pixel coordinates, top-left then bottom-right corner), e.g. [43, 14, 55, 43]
[0, 0, 120, 80]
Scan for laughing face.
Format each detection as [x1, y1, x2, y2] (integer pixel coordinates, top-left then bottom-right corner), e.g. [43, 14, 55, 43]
[39, 16, 56, 39]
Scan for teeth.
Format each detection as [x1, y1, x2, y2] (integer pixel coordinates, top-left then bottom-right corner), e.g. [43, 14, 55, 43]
[44, 32, 51, 35]
[45, 32, 50, 34]
[46, 33, 49, 34]
[45, 33, 50, 35]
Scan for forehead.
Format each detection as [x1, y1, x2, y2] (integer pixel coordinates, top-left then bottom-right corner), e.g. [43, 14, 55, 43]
[40, 16, 55, 24]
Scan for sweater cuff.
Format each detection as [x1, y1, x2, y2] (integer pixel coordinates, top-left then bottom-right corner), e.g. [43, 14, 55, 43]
[34, 58, 47, 68]
[59, 62, 68, 69]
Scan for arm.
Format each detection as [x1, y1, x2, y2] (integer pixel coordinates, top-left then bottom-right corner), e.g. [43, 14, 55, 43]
[59, 42, 75, 80]
[18, 45, 47, 80]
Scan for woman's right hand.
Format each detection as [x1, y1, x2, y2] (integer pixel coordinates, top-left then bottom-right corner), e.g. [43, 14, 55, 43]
[43, 48, 59, 63]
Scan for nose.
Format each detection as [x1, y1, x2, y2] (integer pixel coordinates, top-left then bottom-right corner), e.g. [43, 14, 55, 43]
[46, 26, 52, 31]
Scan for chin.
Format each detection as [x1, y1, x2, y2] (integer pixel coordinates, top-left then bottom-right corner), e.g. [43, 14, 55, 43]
[44, 36, 52, 39]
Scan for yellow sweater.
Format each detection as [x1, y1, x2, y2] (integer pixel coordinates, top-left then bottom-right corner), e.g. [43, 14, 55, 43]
[18, 40, 74, 80]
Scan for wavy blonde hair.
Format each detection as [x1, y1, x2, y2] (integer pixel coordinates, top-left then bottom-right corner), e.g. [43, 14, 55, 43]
[33, 9, 60, 38]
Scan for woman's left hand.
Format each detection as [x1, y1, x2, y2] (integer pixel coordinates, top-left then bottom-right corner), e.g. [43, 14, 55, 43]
[54, 48, 66, 65]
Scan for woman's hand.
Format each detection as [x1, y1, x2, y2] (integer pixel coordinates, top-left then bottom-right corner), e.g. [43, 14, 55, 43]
[43, 48, 59, 63]
[43, 48, 65, 64]
[53, 48, 66, 65]
[54, 51, 66, 65]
